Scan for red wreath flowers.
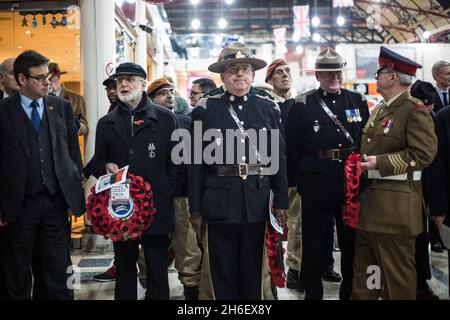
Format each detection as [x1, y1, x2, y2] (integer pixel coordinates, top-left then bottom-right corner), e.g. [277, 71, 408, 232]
[86, 173, 156, 242]
[343, 153, 362, 228]
[266, 225, 286, 288]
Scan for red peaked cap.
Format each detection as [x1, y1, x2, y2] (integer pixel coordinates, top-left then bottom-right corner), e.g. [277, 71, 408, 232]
[378, 46, 422, 76]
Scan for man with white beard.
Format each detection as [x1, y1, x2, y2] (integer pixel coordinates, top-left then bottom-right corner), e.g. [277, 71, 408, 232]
[93, 62, 181, 300]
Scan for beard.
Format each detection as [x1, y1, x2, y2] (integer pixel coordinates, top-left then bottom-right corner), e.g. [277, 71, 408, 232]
[118, 88, 143, 104]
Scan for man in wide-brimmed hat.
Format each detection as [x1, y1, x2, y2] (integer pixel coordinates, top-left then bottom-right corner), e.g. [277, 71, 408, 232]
[48, 62, 88, 136]
[189, 41, 288, 300]
[284, 47, 369, 300]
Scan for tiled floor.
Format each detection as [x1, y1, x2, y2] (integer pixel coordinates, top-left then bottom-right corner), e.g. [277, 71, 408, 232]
[72, 245, 449, 300]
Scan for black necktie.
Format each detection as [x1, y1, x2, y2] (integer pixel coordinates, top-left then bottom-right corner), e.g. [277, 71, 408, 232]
[443, 92, 448, 106]
[30, 100, 41, 131]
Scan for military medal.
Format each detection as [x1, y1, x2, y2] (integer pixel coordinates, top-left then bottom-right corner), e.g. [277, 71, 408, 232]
[313, 120, 320, 133]
[382, 119, 393, 134]
[355, 109, 362, 122]
[345, 109, 355, 123]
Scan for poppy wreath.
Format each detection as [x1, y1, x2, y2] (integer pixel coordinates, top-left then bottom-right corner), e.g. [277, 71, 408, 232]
[265, 225, 286, 288]
[343, 153, 362, 228]
[86, 173, 156, 242]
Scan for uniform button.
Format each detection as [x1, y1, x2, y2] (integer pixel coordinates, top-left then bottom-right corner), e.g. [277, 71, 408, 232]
[332, 100, 336, 104]
[367, 138, 372, 143]
[240, 121, 244, 125]
[338, 144, 342, 147]
[129, 149, 134, 155]
[337, 129, 340, 132]
[370, 122, 374, 127]
[243, 95, 248, 102]
[339, 160, 342, 163]
[241, 156, 246, 161]
[238, 105, 243, 110]
[230, 95, 235, 102]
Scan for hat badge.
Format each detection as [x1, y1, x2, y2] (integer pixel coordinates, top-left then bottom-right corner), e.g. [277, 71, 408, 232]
[235, 51, 245, 59]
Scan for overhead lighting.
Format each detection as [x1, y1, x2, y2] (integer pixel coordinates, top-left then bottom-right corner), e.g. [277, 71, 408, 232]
[73, 67, 77, 71]
[312, 32, 321, 42]
[17, 46, 22, 49]
[218, 18, 227, 29]
[225, 0, 234, 4]
[191, 18, 201, 29]
[25, 30, 31, 34]
[191, 0, 200, 4]
[312, 16, 320, 27]
[336, 16, 345, 26]
[423, 31, 430, 39]
[296, 45, 304, 54]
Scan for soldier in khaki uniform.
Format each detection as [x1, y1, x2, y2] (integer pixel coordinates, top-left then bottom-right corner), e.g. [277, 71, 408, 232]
[352, 46, 437, 300]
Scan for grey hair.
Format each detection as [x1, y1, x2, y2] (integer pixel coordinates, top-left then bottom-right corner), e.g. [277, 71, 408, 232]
[432, 60, 450, 78]
[394, 71, 414, 86]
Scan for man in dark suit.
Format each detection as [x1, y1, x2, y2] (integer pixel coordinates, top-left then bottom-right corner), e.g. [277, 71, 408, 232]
[432, 60, 450, 113]
[285, 47, 369, 300]
[0, 50, 85, 300]
[93, 62, 180, 300]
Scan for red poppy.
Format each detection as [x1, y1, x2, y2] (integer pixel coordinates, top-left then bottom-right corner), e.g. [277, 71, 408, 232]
[134, 120, 144, 126]
[343, 154, 361, 228]
[86, 172, 156, 242]
[265, 225, 286, 288]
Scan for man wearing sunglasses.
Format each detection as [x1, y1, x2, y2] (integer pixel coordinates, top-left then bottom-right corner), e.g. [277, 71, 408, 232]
[0, 50, 85, 299]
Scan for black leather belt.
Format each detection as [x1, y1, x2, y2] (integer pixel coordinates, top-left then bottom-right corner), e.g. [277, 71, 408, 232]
[304, 148, 355, 161]
[207, 164, 269, 179]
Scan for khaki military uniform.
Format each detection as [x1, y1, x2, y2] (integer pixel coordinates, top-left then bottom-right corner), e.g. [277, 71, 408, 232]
[286, 187, 302, 271]
[352, 90, 437, 300]
[60, 87, 89, 136]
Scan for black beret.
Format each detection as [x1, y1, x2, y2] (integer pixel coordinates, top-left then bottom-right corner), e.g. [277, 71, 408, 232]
[102, 76, 116, 86]
[112, 62, 147, 80]
[410, 80, 437, 105]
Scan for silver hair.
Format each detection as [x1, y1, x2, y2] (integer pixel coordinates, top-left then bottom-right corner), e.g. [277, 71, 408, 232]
[432, 60, 450, 78]
[394, 71, 414, 86]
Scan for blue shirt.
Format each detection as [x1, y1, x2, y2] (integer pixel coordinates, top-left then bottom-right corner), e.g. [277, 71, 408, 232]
[20, 93, 44, 121]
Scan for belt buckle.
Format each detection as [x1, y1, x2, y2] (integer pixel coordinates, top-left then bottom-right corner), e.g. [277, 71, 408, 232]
[239, 163, 248, 180]
[331, 149, 340, 161]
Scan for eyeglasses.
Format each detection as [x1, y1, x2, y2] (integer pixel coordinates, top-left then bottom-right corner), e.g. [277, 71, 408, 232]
[189, 90, 205, 97]
[155, 89, 175, 96]
[116, 75, 141, 85]
[26, 72, 51, 83]
[225, 64, 253, 74]
[374, 70, 394, 80]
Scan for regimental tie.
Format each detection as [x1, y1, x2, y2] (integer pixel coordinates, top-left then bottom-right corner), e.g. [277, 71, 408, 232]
[30, 100, 41, 131]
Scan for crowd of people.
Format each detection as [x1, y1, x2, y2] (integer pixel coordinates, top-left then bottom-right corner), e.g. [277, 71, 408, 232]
[0, 41, 449, 300]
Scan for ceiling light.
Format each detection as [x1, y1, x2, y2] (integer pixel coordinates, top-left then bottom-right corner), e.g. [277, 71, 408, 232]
[17, 46, 22, 49]
[336, 16, 345, 26]
[312, 16, 320, 27]
[25, 30, 31, 34]
[225, 0, 234, 4]
[296, 45, 303, 54]
[191, 0, 200, 4]
[191, 18, 200, 30]
[423, 31, 430, 39]
[218, 18, 227, 29]
[312, 32, 321, 42]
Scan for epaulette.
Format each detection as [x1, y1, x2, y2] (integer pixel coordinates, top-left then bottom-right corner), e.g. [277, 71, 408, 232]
[255, 94, 279, 111]
[195, 93, 224, 109]
[349, 89, 367, 101]
[294, 89, 315, 104]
